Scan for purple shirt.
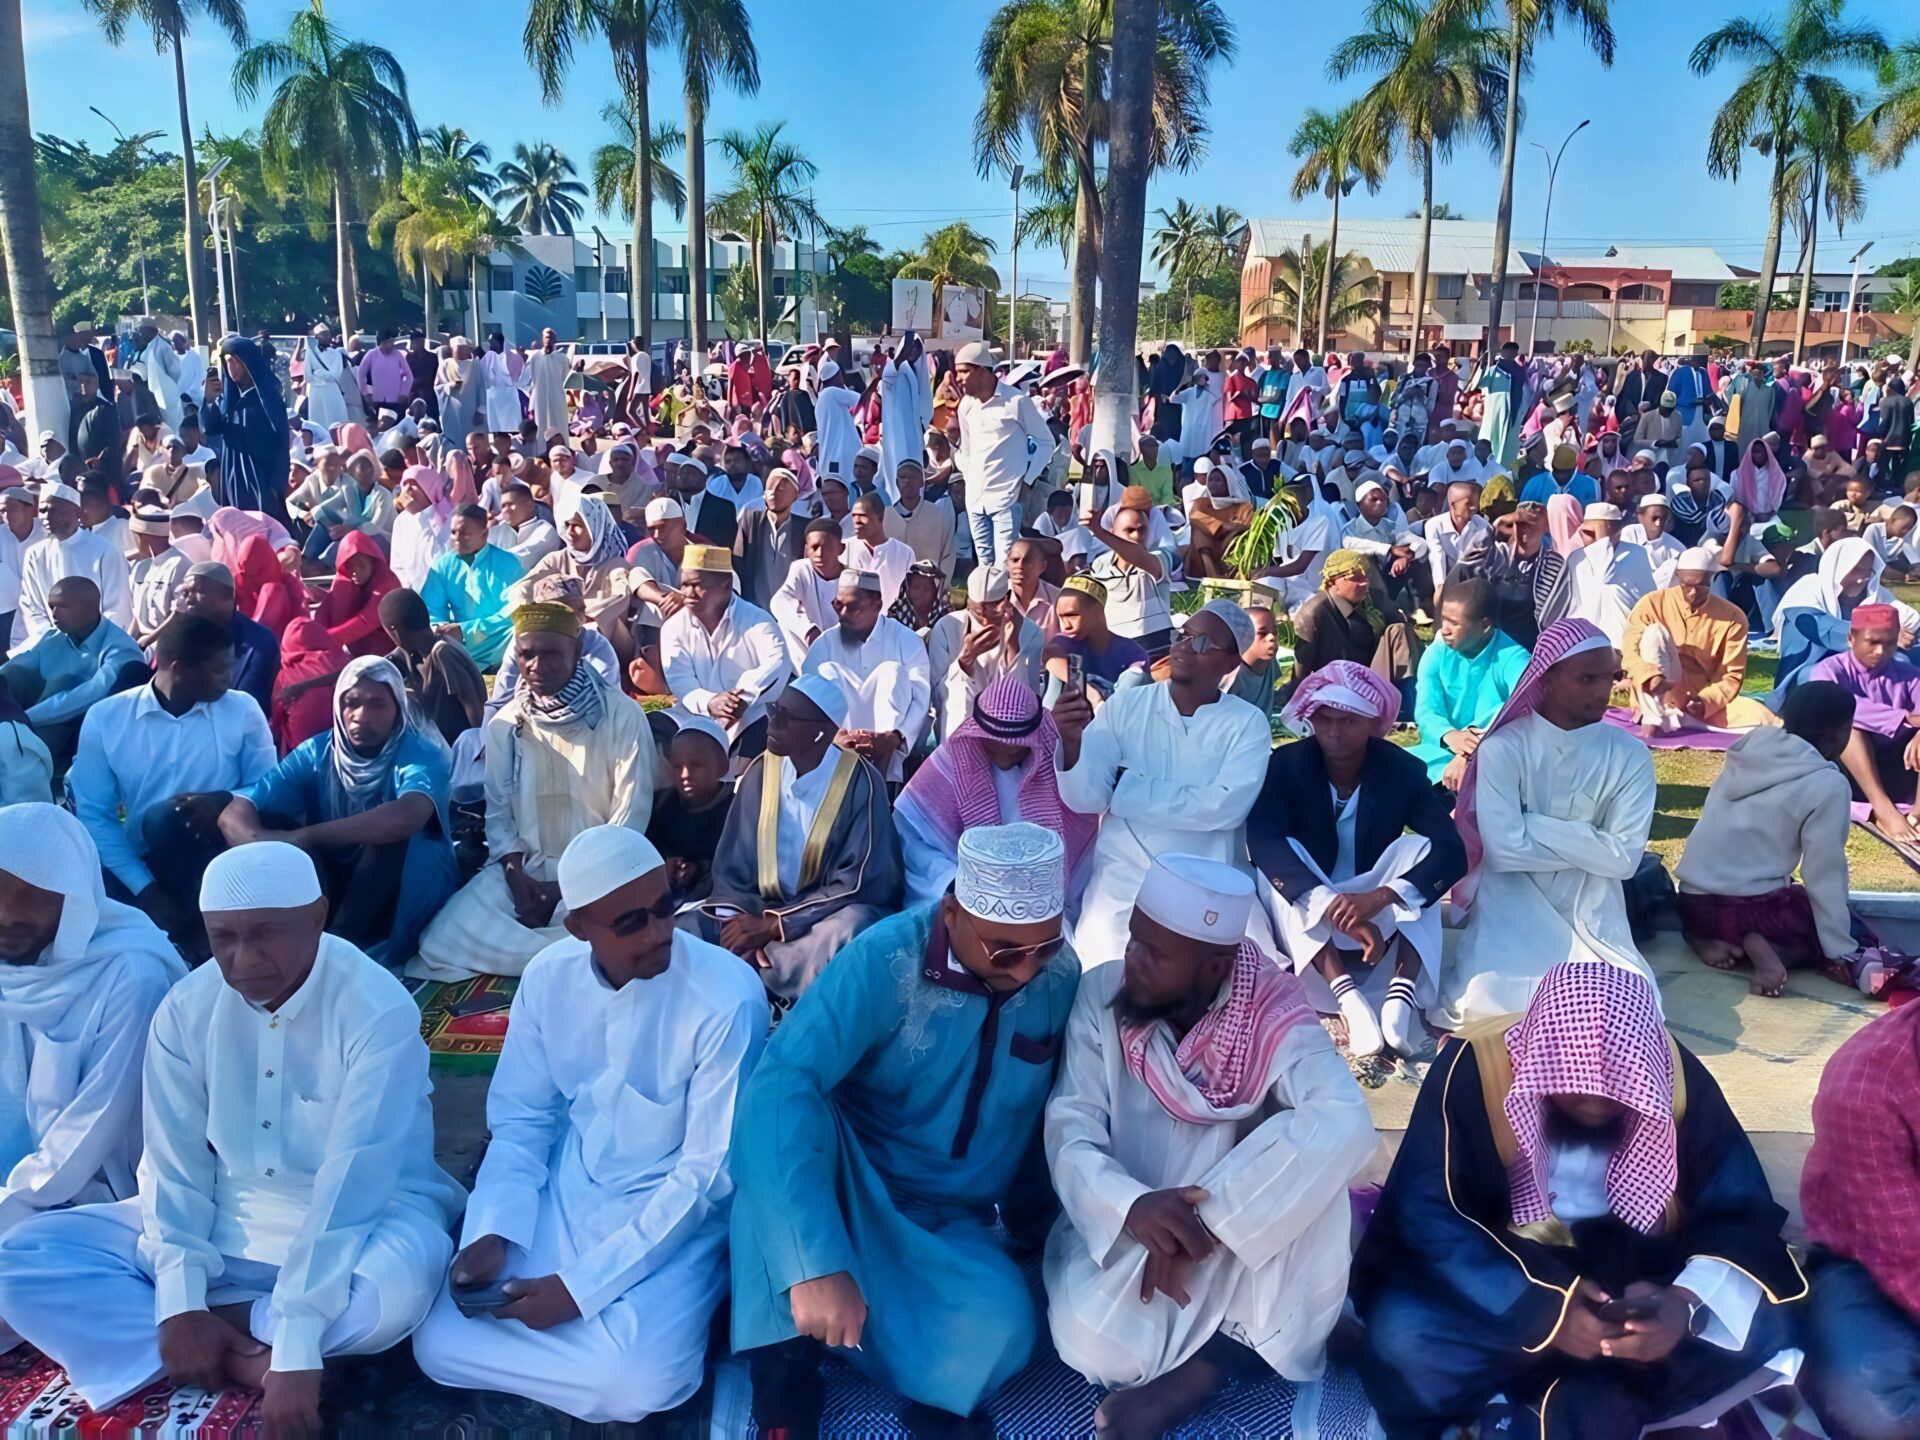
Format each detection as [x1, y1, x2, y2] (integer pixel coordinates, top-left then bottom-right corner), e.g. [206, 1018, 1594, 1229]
[1810, 649, 1920, 737]
[357, 346, 414, 408]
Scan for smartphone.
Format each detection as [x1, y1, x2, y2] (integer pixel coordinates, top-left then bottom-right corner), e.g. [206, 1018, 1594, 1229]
[1065, 653, 1086, 695]
[1595, 1296, 1662, 1323]
[448, 991, 513, 1020]
[1077, 480, 1098, 517]
[451, 1279, 515, 1318]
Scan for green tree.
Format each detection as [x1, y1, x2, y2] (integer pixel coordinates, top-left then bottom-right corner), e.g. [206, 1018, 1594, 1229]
[897, 223, 1003, 299]
[1864, 38, 1920, 168]
[525, 0, 666, 351]
[973, 0, 1236, 364]
[1289, 102, 1388, 352]
[1329, 0, 1509, 358]
[1405, 201, 1466, 219]
[706, 121, 824, 346]
[1243, 241, 1384, 347]
[81, 0, 249, 345]
[1014, 167, 1083, 267]
[1782, 88, 1868, 356]
[591, 102, 688, 224]
[493, 142, 588, 234]
[1690, 0, 1886, 355]
[670, 0, 759, 361]
[196, 129, 270, 327]
[816, 224, 890, 332]
[233, 0, 418, 336]
[418, 124, 496, 203]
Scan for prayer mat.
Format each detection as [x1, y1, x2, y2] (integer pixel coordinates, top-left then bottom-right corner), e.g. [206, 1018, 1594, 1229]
[1602, 708, 1743, 750]
[409, 974, 517, 1073]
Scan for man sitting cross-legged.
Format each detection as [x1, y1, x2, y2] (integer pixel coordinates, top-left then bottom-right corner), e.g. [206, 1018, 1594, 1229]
[1807, 601, 1920, 842]
[730, 823, 1079, 1439]
[0, 575, 147, 771]
[1353, 961, 1806, 1440]
[411, 827, 766, 1423]
[699, 674, 901, 1002]
[1249, 661, 1467, 1059]
[0, 843, 464, 1433]
[1620, 547, 1780, 735]
[1043, 853, 1376, 1440]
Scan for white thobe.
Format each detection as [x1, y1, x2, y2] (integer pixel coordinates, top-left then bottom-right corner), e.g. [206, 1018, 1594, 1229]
[770, 560, 840, 670]
[479, 350, 523, 433]
[925, 611, 1045, 743]
[800, 620, 932, 783]
[1440, 713, 1658, 1028]
[1564, 538, 1656, 646]
[1056, 684, 1271, 966]
[302, 345, 350, 430]
[1273, 510, 1343, 608]
[1342, 511, 1428, 563]
[660, 597, 789, 742]
[521, 349, 571, 441]
[411, 933, 766, 1423]
[814, 387, 863, 485]
[1425, 513, 1492, 591]
[172, 345, 208, 407]
[896, 762, 1027, 905]
[878, 354, 932, 501]
[130, 548, 193, 642]
[491, 516, 564, 571]
[843, 535, 915, 609]
[1622, 526, 1686, 590]
[1043, 963, 1377, 1389]
[18, 530, 132, 641]
[0, 938, 463, 1410]
[130, 338, 183, 431]
[0, 519, 41, 634]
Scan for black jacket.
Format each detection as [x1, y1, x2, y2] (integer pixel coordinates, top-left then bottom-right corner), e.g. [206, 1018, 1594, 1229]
[1247, 735, 1466, 908]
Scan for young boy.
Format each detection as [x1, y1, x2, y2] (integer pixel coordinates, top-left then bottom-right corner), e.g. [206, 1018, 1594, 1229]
[646, 718, 735, 905]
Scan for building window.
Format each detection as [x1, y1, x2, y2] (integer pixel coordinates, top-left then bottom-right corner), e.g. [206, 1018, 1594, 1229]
[1618, 283, 1664, 303]
[1435, 274, 1464, 300]
[575, 267, 601, 293]
[1669, 282, 1721, 308]
[772, 277, 789, 298]
[490, 267, 513, 294]
[1820, 290, 1850, 312]
[1517, 281, 1558, 302]
[604, 267, 628, 293]
[659, 272, 688, 295]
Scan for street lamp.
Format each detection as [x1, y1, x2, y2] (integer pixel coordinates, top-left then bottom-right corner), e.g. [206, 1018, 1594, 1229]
[1526, 118, 1589, 355]
[592, 226, 610, 342]
[1841, 239, 1874, 367]
[1007, 162, 1024, 357]
[202, 155, 233, 339]
[89, 106, 150, 316]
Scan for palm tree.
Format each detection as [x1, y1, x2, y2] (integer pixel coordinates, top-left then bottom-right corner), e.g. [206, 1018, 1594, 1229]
[493, 141, 589, 235]
[418, 124, 496, 203]
[670, 0, 759, 358]
[0, 0, 63, 435]
[1095, 0, 1158, 461]
[974, 0, 1236, 364]
[1329, 0, 1509, 358]
[1690, 0, 1887, 354]
[1014, 167, 1082, 265]
[1783, 89, 1868, 357]
[1426, 0, 1613, 347]
[706, 121, 824, 347]
[371, 158, 471, 331]
[1866, 38, 1920, 169]
[1150, 199, 1205, 281]
[233, 0, 417, 338]
[591, 102, 688, 223]
[80, 0, 249, 345]
[526, 0, 667, 352]
[1289, 102, 1388, 356]
[897, 223, 1003, 296]
[1200, 204, 1246, 270]
[1243, 241, 1385, 349]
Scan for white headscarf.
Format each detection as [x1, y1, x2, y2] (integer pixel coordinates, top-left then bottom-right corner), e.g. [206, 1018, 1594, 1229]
[1775, 535, 1893, 623]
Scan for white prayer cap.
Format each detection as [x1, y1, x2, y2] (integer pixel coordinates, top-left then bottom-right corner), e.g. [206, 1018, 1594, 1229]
[1251, 437, 1271, 452]
[644, 497, 684, 525]
[1675, 546, 1723, 574]
[173, 489, 217, 521]
[40, 483, 80, 507]
[1198, 597, 1255, 653]
[954, 341, 995, 368]
[967, 565, 1011, 603]
[669, 714, 732, 755]
[1633, 449, 1658, 463]
[0, 803, 106, 963]
[856, 444, 882, 466]
[1446, 437, 1469, 453]
[1637, 492, 1669, 510]
[818, 359, 842, 382]
[1438, 418, 1459, 431]
[36, 430, 55, 444]
[955, 823, 1065, 924]
[838, 568, 882, 596]
[200, 842, 322, 913]
[1355, 478, 1387, 501]
[1193, 457, 1213, 476]
[1582, 502, 1624, 523]
[787, 671, 850, 731]
[557, 825, 664, 911]
[1135, 852, 1255, 946]
[1553, 394, 1576, 414]
[1343, 448, 1368, 465]
[669, 454, 709, 477]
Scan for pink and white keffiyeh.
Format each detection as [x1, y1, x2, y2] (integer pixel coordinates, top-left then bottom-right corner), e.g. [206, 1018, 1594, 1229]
[1503, 962, 1677, 1235]
[1453, 618, 1613, 908]
[1280, 659, 1399, 739]
[1121, 941, 1315, 1124]
[897, 676, 1096, 878]
[1730, 443, 1788, 516]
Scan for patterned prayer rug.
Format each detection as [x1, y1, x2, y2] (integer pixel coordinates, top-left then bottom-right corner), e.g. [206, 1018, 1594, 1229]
[409, 974, 517, 1073]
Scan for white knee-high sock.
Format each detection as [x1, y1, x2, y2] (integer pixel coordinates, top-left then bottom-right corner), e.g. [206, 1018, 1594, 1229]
[1382, 975, 1422, 1056]
[1330, 972, 1383, 1056]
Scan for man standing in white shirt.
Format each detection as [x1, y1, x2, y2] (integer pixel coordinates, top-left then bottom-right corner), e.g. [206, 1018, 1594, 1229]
[954, 341, 1052, 567]
[0, 843, 464, 1429]
[412, 827, 766, 1423]
[813, 362, 863, 486]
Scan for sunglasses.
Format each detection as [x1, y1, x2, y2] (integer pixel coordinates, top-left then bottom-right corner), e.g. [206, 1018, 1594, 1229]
[608, 891, 680, 936]
[1179, 630, 1230, 655]
[981, 937, 1064, 971]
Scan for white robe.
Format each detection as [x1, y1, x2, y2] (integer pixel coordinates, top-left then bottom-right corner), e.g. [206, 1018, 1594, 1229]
[770, 560, 841, 671]
[479, 350, 523, 433]
[1043, 963, 1377, 1389]
[410, 931, 766, 1423]
[842, 535, 915, 610]
[129, 337, 183, 432]
[302, 344, 350, 430]
[879, 354, 932, 501]
[18, 530, 133, 642]
[1056, 684, 1271, 966]
[1439, 712, 1658, 1028]
[522, 349, 571, 441]
[1563, 537, 1655, 646]
[800, 620, 932, 783]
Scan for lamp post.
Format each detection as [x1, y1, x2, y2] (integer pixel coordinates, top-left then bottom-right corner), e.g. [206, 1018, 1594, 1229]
[1841, 239, 1873, 367]
[1007, 163, 1024, 357]
[89, 106, 150, 316]
[202, 155, 233, 338]
[592, 226, 610, 342]
[1526, 118, 1588, 356]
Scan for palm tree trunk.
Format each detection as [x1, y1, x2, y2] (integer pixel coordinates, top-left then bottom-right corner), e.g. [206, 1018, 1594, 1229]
[686, 98, 707, 357]
[0, 0, 65, 440]
[1792, 158, 1820, 361]
[1316, 186, 1341, 353]
[171, 30, 208, 346]
[1749, 144, 1789, 356]
[1484, 14, 1523, 349]
[1068, 178, 1098, 365]
[1408, 149, 1434, 361]
[1091, 0, 1153, 464]
[754, 220, 769, 348]
[421, 259, 434, 335]
[470, 257, 482, 344]
[629, 67, 653, 355]
[332, 174, 359, 336]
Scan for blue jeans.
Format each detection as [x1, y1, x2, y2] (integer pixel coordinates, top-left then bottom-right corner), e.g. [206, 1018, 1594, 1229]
[967, 506, 1018, 570]
[1802, 1254, 1920, 1440]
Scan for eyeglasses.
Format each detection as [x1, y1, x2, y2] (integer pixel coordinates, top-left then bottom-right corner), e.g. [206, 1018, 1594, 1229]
[609, 891, 680, 936]
[1178, 630, 1229, 655]
[981, 937, 1064, 970]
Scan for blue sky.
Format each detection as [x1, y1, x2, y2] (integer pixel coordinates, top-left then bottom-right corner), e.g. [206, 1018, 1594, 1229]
[23, 0, 1920, 299]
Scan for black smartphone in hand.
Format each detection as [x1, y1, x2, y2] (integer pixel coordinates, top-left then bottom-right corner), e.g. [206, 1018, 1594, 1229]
[451, 1279, 515, 1318]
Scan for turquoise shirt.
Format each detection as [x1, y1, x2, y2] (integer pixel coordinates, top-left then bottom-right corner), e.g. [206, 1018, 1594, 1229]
[729, 903, 1080, 1413]
[1411, 628, 1530, 781]
[0, 618, 144, 727]
[420, 544, 523, 668]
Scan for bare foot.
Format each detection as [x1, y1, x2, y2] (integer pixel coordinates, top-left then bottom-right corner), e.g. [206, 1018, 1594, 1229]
[1687, 936, 1743, 973]
[1872, 804, 1920, 841]
[1743, 933, 1788, 998]
[1094, 1356, 1228, 1440]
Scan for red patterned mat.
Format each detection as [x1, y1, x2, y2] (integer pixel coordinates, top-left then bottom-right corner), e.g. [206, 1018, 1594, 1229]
[409, 975, 516, 1074]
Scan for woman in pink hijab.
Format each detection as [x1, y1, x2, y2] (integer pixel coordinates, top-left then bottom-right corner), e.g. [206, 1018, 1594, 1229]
[208, 506, 298, 571]
[1544, 492, 1586, 557]
[390, 465, 453, 590]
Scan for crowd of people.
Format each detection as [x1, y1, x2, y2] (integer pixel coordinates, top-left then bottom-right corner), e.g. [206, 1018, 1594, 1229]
[0, 317, 1914, 1440]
